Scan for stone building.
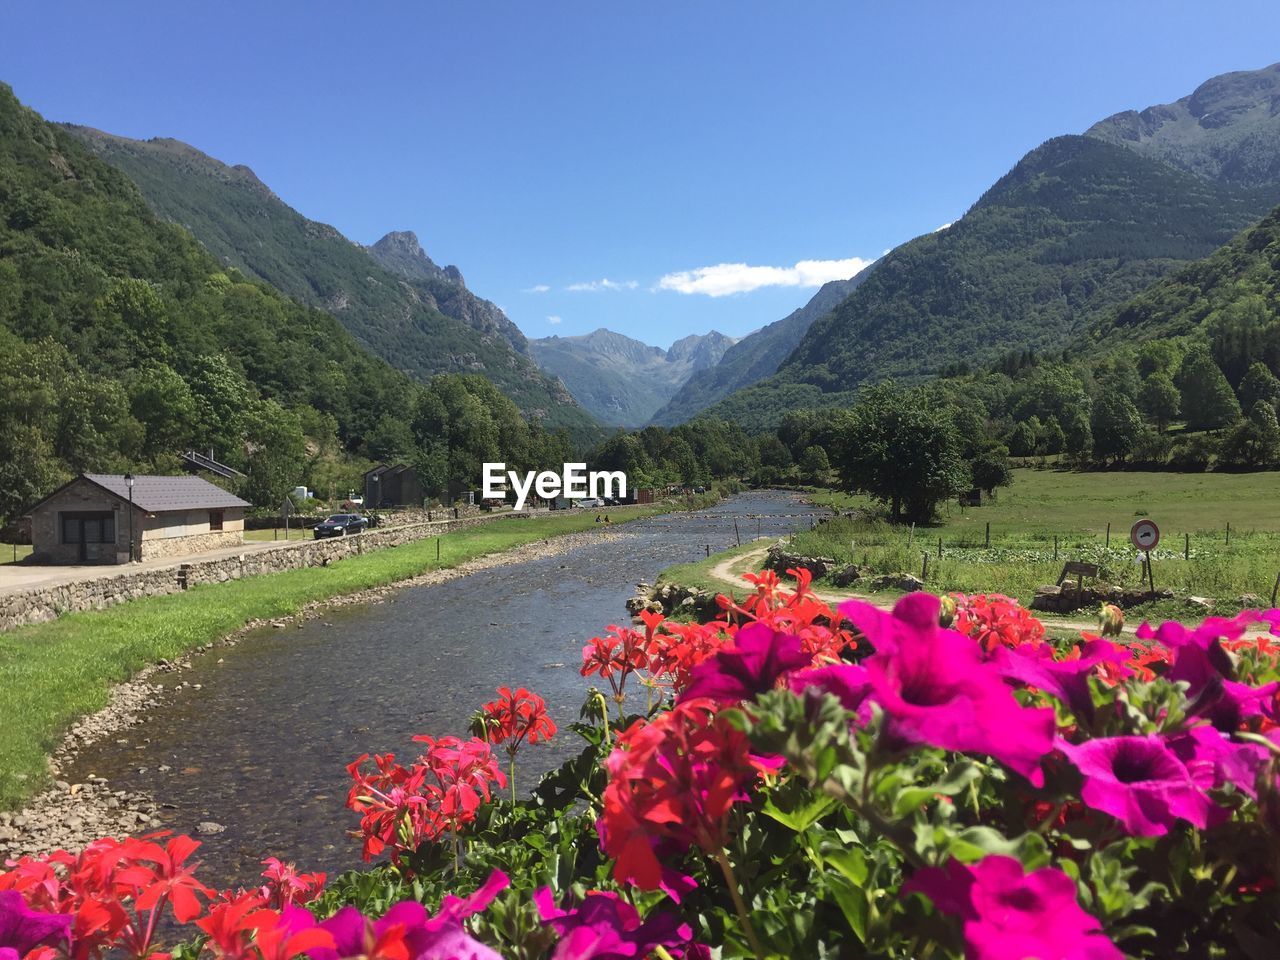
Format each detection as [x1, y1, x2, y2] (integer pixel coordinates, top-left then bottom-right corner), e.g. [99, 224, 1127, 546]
[29, 474, 249, 564]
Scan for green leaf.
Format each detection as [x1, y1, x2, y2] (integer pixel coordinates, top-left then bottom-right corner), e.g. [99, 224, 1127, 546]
[762, 792, 838, 832]
[824, 873, 870, 942]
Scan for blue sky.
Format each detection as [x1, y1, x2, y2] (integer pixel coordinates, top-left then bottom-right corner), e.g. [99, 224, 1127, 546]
[4, 3, 1279, 348]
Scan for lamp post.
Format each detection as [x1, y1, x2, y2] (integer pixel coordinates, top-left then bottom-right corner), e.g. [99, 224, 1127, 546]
[125, 473, 135, 562]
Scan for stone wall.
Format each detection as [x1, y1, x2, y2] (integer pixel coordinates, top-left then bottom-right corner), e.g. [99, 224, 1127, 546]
[0, 514, 513, 633]
[139, 529, 243, 561]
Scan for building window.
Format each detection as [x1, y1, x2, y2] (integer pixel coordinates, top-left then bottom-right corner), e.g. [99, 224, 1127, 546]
[61, 512, 116, 544]
[209, 510, 224, 531]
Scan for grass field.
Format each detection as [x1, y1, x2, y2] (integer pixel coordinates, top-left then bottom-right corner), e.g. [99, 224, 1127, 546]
[0, 544, 33, 565]
[797, 469, 1280, 609]
[0, 499, 706, 808]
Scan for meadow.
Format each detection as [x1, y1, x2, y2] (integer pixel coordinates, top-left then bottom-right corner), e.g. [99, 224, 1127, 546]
[796, 468, 1280, 610]
[0, 499, 703, 808]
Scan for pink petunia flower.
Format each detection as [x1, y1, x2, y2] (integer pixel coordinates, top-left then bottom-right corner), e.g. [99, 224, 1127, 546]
[0, 890, 72, 960]
[788, 663, 873, 723]
[534, 887, 693, 959]
[679, 622, 811, 704]
[993, 638, 1130, 721]
[905, 855, 1122, 960]
[842, 594, 1056, 785]
[1057, 735, 1213, 836]
[1166, 724, 1268, 799]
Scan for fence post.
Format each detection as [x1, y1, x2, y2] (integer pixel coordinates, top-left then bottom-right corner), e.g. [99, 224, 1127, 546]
[1184, 533, 1190, 561]
[734, 519, 741, 546]
[1105, 522, 1110, 547]
[1053, 536, 1059, 562]
[985, 522, 990, 549]
[921, 553, 929, 580]
[937, 537, 943, 559]
[1226, 522, 1231, 546]
[436, 537, 440, 562]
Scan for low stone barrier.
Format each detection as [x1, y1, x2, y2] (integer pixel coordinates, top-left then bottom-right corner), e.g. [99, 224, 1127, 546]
[0, 514, 513, 633]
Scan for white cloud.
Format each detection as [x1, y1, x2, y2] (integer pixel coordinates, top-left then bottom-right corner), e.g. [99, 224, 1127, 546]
[566, 278, 639, 292]
[546, 315, 562, 325]
[657, 256, 873, 297]
[524, 284, 551, 293]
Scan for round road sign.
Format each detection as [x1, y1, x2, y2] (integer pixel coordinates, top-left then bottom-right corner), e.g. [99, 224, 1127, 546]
[1130, 519, 1160, 551]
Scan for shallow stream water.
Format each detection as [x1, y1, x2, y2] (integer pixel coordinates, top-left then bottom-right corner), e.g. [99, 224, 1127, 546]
[64, 491, 823, 886]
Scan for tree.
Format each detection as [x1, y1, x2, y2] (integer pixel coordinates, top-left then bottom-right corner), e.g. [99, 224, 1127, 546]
[1062, 408, 1093, 462]
[835, 384, 970, 523]
[799, 445, 831, 483]
[242, 400, 307, 508]
[1136, 340, 1181, 379]
[128, 363, 198, 458]
[1177, 349, 1241, 431]
[1138, 373, 1180, 433]
[1090, 393, 1143, 463]
[970, 447, 1013, 495]
[1238, 362, 1280, 414]
[1007, 421, 1038, 457]
[1221, 400, 1280, 468]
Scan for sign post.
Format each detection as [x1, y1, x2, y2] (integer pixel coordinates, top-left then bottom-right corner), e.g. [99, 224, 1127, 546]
[282, 496, 296, 541]
[1130, 519, 1160, 595]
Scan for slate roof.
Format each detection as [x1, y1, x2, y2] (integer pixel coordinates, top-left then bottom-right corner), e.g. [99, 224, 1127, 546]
[79, 474, 250, 512]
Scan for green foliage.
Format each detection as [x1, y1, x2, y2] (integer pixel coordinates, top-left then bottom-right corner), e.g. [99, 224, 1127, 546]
[834, 383, 971, 523]
[65, 127, 600, 442]
[1091, 392, 1144, 463]
[1178, 348, 1243, 431]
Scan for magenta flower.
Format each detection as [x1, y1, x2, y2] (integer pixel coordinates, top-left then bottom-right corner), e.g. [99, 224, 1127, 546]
[311, 870, 508, 960]
[788, 663, 873, 722]
[534, 887, 692, 959]
[1167, 724, 1267, 799]
[679, 622, 810, 704]
[905, 855, 1122, 960]
[993, 639, 1130, 721]
[0, 890, 72, 960]
[842, 594, 1056, 785]
[1058, 735, 1213, 836]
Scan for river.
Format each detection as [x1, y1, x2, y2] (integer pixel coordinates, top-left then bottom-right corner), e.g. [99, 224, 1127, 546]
[63, 491, 823, 887]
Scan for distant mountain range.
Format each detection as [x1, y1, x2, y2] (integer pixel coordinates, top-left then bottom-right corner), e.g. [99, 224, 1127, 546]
[648, 268, 872, 425]
[529, 329, 735, 426]
[63, 126, 600, 440]
[695, 61, 1280, 429]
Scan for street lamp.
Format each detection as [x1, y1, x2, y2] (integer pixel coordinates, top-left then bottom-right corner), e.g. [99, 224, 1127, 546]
[124, 472, 135, 563]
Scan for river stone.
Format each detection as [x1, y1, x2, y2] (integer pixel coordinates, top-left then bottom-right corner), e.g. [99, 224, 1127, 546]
[196, 821, 225, 835]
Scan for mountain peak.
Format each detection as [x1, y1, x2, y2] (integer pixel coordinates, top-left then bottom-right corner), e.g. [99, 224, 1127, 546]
[1085, 61, 1280, 187]
[368, 230, 465, 288]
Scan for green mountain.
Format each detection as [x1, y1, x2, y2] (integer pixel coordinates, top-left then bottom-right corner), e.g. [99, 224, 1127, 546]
[529, 329, 735, 426]
[62, 126, 599, 440]
[1086, 61, 1280, 188]
[1087, 202, 1280, 348]
[702, 63, 1280, 430]
[648, 269, 871, 426]
[0, 81, 415, 517]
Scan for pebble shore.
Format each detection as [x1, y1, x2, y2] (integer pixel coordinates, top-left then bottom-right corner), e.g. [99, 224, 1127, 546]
[0, 527, 620, 863]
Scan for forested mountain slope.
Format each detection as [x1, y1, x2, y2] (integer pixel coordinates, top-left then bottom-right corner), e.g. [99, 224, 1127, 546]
[63, 126, 599, 439]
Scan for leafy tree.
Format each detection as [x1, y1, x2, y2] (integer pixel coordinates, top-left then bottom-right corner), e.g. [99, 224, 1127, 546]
[1221, 400, 1280, 467]
[970, 447, 1013, 495]
[835, 384, 970, 523]
[1039, 417, 1066, 455]
[242, 400, 307, 508]
[1007, 421, 1038, 457]
[1178, 349, 1242, 431]
[1138, 372, 1181, 432]
[1136, 340, 1182, 379]
[1090, 392, 1143, 463]
[1238, 362, 1280, 413]
[128, 364, 198, 458]
[1062, 408, 1093, 461]
[798, 445, 831, 483]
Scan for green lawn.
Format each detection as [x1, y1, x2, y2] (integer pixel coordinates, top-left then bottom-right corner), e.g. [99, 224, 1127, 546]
[0, 544, 33, 565]
[797, 469, 1280, 610]
[0, 500, 698, 808]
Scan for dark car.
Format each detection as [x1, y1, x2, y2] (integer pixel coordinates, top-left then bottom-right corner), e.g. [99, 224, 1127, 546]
[313, 513, 368, 538]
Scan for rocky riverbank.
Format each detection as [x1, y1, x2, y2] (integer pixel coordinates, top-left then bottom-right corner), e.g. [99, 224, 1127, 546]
[0, 527, 622, 862]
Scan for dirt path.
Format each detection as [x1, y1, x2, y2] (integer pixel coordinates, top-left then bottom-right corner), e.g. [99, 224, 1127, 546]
[707, 545, 1127, 637]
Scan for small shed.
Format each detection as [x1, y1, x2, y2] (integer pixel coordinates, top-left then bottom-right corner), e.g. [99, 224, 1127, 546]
[364, 464, 425, 508]
[29, 474, 249, 565]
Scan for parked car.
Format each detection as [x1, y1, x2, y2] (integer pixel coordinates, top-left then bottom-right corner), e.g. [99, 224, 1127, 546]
[574, 498, 600, 509]
[313, 514, 368, 538]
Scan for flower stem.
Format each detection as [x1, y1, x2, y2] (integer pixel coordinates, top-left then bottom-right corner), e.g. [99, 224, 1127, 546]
[713, 848, 766, 958]
[509, 749, 518, 804]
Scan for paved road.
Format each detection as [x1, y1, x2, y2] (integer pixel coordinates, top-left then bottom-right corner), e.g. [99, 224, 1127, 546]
[0, 537, 303, 595]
